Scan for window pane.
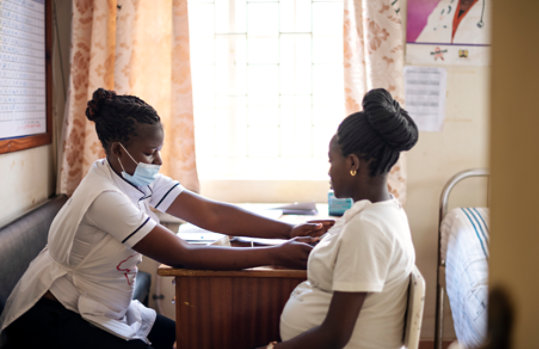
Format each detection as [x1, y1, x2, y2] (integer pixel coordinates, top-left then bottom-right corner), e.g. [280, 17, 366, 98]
[247, 126, 280, 157]
[215, 0, 247, 33]
[247, 92, 280, 126]
[280, 0, 312, 33]
[313, 36, 341, 64]
[280, 95, 312, 158]
[213, 96, 248, 156]
[312, 63, 343, 104]
[312, 96, 344, 127]
[188, 2, 215, 37]
[248, 37, 279, 64]
[312, 1, 343, 36]
[247, 65, 279, 100]
[215, 36, 247, 95]
[312, 124, 335, 161]
[280, 34, 312, 95]
[247, 2, 279, 36]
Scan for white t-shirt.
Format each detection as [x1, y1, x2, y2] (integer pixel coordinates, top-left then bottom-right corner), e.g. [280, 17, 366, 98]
[280, 198, 415, 349]
[0, 159, 184, 343]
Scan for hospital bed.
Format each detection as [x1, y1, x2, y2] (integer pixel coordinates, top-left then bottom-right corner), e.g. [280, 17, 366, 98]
[434, 169, 489, 349]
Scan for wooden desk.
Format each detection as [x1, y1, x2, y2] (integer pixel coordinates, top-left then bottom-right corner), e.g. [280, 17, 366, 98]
[158, 265, 306, 349]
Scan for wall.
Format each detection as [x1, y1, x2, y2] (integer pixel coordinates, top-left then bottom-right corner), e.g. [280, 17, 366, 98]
[0, 147, 54, 227]
[489, 1, 539, 347]
[0, 1, 71, 227]
[402, 0, 490, 340]
[407, 66, 490, 341]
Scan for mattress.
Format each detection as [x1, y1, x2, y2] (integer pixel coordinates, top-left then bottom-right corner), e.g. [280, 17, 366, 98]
[440, 207, 489, 348]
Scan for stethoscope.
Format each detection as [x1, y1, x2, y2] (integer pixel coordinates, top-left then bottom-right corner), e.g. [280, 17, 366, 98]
[443, 0, 486, 29]
[476, 0, 485, 28]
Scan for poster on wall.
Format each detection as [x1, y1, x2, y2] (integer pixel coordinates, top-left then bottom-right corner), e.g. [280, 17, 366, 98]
[0, 0, 47, 139]
[404, 66, 447, 132]
[406, 0, 490, 65]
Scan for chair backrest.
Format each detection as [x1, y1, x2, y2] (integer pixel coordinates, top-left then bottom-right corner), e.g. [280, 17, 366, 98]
[0, 195, 68, 314]
[402, 265, 426, 349]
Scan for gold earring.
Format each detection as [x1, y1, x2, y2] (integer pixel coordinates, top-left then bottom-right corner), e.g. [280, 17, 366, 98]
[350, 169, 357, 177]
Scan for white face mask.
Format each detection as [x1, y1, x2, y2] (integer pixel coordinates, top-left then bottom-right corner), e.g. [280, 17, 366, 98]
[118, 143, 161, 187]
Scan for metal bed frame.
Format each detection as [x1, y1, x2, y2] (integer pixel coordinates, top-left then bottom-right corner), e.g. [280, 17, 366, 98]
[434, 168, 489, 349]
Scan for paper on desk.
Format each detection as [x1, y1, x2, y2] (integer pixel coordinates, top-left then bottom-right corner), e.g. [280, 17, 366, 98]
[177, 223, 225, 243]
[239, 205, 283, 220]
[270, 202, 318, 215]
[210, 235, 231, 246]
[233, 237, 288, 246]
[177, 223, 286, 246]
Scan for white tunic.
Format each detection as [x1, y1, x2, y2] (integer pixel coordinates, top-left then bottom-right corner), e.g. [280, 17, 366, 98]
[0, 159, 183, 343]
[280, 199, 415, 349]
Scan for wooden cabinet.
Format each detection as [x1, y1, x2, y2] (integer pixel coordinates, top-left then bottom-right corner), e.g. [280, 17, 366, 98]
[158, 266, 306, 349]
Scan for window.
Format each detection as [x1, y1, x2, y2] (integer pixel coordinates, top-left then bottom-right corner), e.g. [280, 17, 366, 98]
[189, 0, 344, 181]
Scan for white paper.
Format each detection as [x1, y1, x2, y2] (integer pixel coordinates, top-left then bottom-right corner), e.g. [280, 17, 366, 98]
[404, 66, 447, 132]
[0, 0, 47, 139]
[177, 223, 225, 243]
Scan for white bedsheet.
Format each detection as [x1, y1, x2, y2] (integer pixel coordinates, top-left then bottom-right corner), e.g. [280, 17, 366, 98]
[441, 207, 489, 348]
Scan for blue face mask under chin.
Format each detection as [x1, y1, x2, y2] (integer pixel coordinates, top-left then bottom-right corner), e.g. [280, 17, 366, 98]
[118, 143, 161, 187]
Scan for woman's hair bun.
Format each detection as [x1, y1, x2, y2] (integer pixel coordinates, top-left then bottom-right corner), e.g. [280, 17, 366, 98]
[362, 88, 418, 152]
[85, 88, 117, 122]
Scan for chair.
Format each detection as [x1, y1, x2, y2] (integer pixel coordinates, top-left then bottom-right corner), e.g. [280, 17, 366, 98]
[402, 265, 426, 349]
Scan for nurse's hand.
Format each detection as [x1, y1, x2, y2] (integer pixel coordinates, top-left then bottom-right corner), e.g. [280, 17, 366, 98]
[272, 237, 317, 269]
[289, 219, 335, 239]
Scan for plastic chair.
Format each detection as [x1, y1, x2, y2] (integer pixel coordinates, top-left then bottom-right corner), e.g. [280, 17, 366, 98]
[402, 265, 426, 349]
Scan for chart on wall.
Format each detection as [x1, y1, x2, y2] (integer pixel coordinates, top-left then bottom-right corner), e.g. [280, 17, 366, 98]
[0, 0, 47, 139]
[406, 0, 491, 65]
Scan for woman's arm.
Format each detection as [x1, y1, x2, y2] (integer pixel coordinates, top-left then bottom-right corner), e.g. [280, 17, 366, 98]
[166, 190, 329, 239]
[264, 291, 367, 349]
[132, 223, 314, 270]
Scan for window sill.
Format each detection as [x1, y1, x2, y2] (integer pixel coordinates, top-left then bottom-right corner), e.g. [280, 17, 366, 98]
[199, 179, 330, 203]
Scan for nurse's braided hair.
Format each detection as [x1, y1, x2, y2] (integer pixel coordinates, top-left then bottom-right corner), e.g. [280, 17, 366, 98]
[337, 88, 418, 176]
[85, 88, 160, 152]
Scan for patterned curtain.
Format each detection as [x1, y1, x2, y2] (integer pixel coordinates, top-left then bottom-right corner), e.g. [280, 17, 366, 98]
[58, 0, 199, 196]
[343, 0, 409, 203]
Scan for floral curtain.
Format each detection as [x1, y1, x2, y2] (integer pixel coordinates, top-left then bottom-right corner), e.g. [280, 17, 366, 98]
[58, 0, 199, 196]
[343, 0, 409, 203]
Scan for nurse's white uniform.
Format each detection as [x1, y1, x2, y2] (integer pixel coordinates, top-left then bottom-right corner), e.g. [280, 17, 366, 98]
[0, 159, 184, 343]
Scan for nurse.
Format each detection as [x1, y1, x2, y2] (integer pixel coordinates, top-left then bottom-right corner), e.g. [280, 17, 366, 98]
[0, 88, 332, 349]
[261, 88, 419, 349]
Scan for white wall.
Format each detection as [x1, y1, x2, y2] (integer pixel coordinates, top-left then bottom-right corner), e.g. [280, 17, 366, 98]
[400, 1, 490, 342]
[0, 147, 54, 226]
[407, 66, 490, 340]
